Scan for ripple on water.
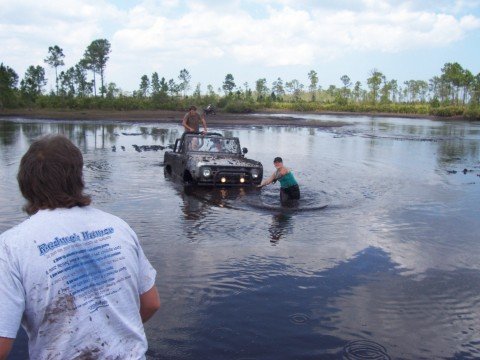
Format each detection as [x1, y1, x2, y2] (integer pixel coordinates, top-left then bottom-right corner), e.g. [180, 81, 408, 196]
[243, 188, 329, 213]
[343, 340, 391, 360]
[210, 326, 234, 339]
[288, 313, 311, 325]
[167, 180, 331, 216]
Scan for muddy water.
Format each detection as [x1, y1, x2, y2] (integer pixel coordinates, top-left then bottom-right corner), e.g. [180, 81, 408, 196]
[1, 115, 480, 359]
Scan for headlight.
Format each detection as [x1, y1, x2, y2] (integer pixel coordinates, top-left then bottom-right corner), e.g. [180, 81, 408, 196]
[251, 169, 259, 179]
[202, 167, 212, 178]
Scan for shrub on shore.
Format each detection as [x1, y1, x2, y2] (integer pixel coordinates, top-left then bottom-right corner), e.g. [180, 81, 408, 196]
[2, 93, 479, 120]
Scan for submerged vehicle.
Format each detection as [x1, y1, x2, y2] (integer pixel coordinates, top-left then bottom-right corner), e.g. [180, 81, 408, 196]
[164, 132, 263, 186]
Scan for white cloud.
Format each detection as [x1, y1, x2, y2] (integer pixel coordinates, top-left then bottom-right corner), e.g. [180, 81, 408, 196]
[1, 0, 479, 90]
[1, 0, 123, 69]
[112, 2, 480, 68]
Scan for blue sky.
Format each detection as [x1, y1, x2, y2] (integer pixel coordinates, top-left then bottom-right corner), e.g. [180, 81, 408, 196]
[1, 0, 479, 94]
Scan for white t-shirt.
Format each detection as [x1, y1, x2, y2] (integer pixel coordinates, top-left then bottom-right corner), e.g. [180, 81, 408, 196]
[0, 206, 157, 360]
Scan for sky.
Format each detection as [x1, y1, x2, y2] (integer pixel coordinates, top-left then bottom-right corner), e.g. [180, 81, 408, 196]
[1, 0, 480, 94]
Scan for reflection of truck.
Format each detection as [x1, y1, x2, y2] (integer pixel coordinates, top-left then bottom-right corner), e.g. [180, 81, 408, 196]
[164, 132, 263, 186]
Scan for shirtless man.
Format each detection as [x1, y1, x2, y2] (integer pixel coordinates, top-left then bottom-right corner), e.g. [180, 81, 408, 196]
[182, 105, 208, 133]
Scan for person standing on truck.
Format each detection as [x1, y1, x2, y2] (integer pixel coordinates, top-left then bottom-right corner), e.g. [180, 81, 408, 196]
[182, 105, 208, 133]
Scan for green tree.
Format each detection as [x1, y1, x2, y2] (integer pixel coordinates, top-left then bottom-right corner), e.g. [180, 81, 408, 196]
[417, 80, 429, 102]
[255, 78, 268, 100]
[168, 79, 180, 96]
[380, 78, 392, 103]
[352, 81, 363, 103]
[193, 83, 201, 99]
[242, 82, 253, 99]
[340, 75, 351, 88]
[106, 82, 121, 99]
[44, 45, 65, 95]
[20, 65, 47, 101]
[388, 79, 399, 102]
[404, 80, 427, 102]
[159, 77, 168, 94]
[74, 62, 92, 97]
[272, 77, 285, 99]
[471, 73, 480, 104]
[285, 79, 304, 99]
[83, 39, 111, 97]
[429, 75, 450, 103]
[308, 70, 319, 101]
[151, 72, 160, 96]
[139, 75, 150, 97]
[429, 76, 440, 101]
[151, 75, 168, 101]
[340, 75, 351, 102]
[367, 69, 384, 103]
[178, 68, 191, 97]
[0, 63, 19, 108]
[207, 84, 216, 96]
[223, 74, 235, 95]
[81, 54, 96, 96]
[404, 80, 415, 102]
[462, 69, 474, 104]
[59, 67, 76, 97]
[441, 62, 464, 104]
[326, 85, 339, 102]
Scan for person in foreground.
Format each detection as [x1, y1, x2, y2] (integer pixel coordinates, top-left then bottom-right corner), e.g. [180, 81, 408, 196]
[258, 157, 301, 204]
[182, 105, 208, 133]
[0, 135, 160, 360]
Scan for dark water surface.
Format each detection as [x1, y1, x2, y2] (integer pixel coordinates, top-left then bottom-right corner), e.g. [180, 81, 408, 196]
[1, 115, 480, 359]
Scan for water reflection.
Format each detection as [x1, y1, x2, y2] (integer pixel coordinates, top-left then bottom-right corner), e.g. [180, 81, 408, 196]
[145, 247, 401, 359]
[268, 212, 293, 244]
[1, 117, 480, 359]
[0, 121, 19, 146]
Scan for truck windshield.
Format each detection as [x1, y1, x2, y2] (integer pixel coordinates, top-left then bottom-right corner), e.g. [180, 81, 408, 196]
[185, 136, 240, 154]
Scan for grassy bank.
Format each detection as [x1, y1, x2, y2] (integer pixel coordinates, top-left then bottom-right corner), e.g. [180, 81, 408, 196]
[2, 94, 479, 121]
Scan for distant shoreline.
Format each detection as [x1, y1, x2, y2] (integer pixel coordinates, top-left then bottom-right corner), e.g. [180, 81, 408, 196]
[0, 108, 466, 127]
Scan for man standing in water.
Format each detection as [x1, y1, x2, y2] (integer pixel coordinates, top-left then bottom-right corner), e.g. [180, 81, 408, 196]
[0, 135, 160, 359]
[182, 105, 208, 133]
[258, 157, 301, 204]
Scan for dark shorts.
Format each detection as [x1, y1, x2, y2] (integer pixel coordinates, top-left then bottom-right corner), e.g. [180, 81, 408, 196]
[280, 184, 300, 203]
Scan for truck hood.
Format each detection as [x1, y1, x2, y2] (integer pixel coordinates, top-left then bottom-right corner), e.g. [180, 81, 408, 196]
[188, 154, 262, 168]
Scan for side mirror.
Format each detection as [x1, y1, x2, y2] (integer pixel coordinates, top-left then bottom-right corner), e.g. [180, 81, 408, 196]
[242, 147, 248, 154]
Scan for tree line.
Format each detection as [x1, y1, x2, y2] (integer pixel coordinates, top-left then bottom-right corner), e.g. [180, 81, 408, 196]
[1, 39, 479, 119]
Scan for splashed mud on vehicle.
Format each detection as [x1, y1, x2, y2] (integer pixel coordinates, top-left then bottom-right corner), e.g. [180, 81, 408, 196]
[164, 132, 263, 187]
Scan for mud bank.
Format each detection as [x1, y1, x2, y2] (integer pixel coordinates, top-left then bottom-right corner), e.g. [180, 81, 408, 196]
[0, 108, 450, 128]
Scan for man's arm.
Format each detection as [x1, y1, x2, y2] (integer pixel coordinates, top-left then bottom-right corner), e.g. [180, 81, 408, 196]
[140, 286, 160, 323]
[0, 337, 14, 360]
[182, 114, 193, 132]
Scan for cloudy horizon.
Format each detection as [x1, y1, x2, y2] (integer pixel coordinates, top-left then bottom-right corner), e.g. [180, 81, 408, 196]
[1, 0, 479, 94]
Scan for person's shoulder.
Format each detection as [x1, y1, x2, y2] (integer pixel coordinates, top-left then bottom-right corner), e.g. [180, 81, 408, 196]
[0, 224, 20, 244]
[0, 215, 35, 247]
[85, 206, 129, 225]
[93, 207, 137, 232]
[277, 167, 289, 175]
